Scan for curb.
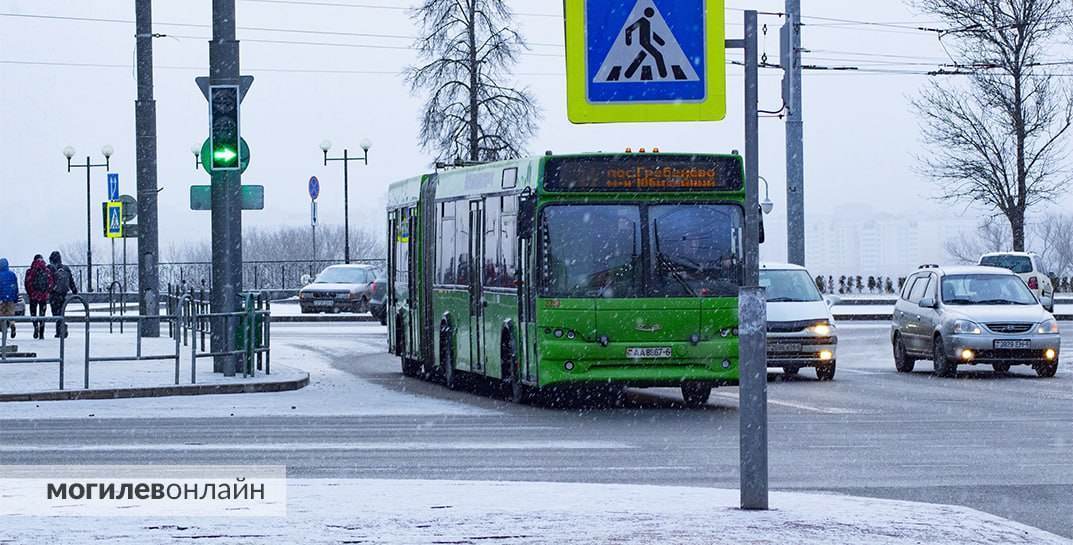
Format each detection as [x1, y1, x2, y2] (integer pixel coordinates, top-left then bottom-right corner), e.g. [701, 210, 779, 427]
[0, 373, 309, 402]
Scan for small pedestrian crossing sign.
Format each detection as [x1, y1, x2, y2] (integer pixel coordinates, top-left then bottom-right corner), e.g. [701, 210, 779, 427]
[106, 202, 124, 239]
[566, 0, 726, 123]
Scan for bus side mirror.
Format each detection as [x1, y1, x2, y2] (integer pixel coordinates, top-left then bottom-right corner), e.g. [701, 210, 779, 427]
[518, 194, 536, 240]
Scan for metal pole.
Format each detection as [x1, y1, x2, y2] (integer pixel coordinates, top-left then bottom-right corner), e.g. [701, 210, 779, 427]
[784, 0, 805, 266]
[739, 9, 769, 511]
[209, 0, 241, 376]
[343, 149, 351, 264]
[136, 0, 162, 337]
[85, 157, 93, 293]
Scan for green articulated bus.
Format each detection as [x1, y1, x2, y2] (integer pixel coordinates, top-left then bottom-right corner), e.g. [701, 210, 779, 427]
[386, 152, 746, 406]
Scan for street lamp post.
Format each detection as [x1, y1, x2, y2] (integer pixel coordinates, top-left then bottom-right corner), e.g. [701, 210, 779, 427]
[758, 176, 775, 215]
[64, 145, 113, 292]
[320, 139, 371, 264]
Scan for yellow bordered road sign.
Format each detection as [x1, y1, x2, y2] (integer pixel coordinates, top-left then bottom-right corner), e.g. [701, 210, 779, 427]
[106, 202, 124, 239]
[565, 0, 727, 123]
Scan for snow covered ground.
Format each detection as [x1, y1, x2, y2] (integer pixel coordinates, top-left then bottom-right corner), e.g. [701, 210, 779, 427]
[0, 323, 494, 420]
[2, 479, 1067, 545]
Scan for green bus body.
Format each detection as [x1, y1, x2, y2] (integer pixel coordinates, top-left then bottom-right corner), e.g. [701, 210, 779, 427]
[386, 153, 745, 392]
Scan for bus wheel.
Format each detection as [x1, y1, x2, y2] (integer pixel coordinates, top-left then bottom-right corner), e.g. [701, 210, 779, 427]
[401, 358, 422, 378]
[501, 333, 527, 404]
[681, 382, 713, 408]
[440, 328, 458, 390]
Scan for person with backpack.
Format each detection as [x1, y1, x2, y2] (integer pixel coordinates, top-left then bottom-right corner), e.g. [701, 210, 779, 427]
[47, 251, 77, 338]
[24, 255, 54, 339]
[0, 258, 18, 339]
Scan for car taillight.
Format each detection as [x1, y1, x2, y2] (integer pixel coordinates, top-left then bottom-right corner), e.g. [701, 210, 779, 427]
[1028, 277, 1039, 290]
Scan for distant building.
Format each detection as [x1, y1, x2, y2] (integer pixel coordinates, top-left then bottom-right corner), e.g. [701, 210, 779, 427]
[804, 205, 975, 279]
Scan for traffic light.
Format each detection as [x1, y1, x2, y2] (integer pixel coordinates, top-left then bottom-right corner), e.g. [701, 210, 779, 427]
[210, 85, 240, 171]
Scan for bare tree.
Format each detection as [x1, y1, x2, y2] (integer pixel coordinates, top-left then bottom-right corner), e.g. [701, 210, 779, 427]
[1035, 214, 1073, 276]
[407, 0, 540, 162]
[945, 217, 1010, 263]
[165, 226, 385, 263]
[913, 0, 1073, 250]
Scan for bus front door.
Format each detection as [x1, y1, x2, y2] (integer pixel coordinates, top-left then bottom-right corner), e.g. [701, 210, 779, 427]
[468, 200, 485, 374]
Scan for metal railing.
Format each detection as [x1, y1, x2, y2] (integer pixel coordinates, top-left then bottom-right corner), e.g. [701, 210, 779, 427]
[0, 291, 272, 392]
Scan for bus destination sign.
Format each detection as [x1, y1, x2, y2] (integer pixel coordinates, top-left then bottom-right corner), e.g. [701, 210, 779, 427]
[544, 155, 743, 192]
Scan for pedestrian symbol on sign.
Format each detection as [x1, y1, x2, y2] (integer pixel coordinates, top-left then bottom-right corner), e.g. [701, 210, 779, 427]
[593, 1, 700, 84]
[106, 202, 124, 239]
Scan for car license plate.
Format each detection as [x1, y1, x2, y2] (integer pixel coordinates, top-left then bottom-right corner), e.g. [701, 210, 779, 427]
[994, 339, 1031, 350]
[627, 347, 673, 359]
[314, 300, 335, 307]
[769, 343, 802, 354]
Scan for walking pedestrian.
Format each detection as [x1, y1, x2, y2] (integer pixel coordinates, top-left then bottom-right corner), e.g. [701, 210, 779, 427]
[24, 254, 54, 339]
[47, 251, 77, 338]
[0, 258, 19, 339]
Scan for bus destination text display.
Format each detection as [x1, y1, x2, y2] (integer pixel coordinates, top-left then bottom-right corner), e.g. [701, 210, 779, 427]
[544, 156, 744, 192]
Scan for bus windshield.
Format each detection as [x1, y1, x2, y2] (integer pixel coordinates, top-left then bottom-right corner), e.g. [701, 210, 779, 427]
[540, 204, 742, 298]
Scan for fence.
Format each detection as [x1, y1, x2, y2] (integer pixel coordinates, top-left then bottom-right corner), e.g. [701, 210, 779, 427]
[8, 258, 387, 294]
[0, 291, 271, 391]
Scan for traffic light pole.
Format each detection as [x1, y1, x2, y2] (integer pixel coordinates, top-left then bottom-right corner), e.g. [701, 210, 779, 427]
[135, 0, 162, 337]
[209, 0, 242, 376]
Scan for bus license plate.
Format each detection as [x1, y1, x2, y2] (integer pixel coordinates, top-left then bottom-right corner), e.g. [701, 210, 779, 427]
[627, 347, 673, 359]
[994, 340, 1031, 350]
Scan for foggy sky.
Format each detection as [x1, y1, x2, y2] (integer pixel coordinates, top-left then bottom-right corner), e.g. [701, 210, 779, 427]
[1, 0, 1067, 268]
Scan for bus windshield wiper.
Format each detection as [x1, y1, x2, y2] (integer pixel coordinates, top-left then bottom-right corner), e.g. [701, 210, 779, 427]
[656, 252, 696, 297]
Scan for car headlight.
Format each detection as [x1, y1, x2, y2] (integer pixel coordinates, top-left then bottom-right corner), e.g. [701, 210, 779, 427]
[952, 320, 983, 335]
[808, 321, 835, 336]
[1038, 319, 1059, 334]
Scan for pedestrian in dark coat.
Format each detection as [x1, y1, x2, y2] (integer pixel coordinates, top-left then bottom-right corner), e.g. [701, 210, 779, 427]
[24, 255, 54, 339]
[0, 258, 19, 339]
[47, 251, 77, 338]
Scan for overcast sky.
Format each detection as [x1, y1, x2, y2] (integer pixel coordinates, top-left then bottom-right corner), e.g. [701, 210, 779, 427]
[1, 0, 1069, 266]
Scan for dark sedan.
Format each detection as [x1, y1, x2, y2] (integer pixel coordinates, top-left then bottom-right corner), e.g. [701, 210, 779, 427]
[369, 274, 388, 325]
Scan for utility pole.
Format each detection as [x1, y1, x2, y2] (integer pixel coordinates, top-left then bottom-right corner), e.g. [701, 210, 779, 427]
[135, 0, 162, 337]
[783, 0, 806, 266]
[210, 0, 243, 376]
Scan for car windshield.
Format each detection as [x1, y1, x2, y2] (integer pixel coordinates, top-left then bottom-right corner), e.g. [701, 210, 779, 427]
[315, 267, 366, 284]
[941, 274, 1038, 305]
[979, 255, 1033, 274]
[540, 204, 742, 298]
[760, 269, 823, 303]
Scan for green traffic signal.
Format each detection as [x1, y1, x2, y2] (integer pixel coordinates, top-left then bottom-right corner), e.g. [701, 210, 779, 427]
[213, 147, 238, 164]
[210, 85, 241, 171]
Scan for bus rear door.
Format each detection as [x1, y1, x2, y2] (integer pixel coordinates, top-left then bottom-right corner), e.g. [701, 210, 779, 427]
[467, 199, 486, 374]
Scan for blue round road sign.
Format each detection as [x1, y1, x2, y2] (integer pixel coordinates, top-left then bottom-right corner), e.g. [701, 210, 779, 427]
[308, 176, 320, 200]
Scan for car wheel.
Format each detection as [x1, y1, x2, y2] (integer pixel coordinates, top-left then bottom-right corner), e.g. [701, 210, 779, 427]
[1035, 362, 1058, 378]
[894, 335, 915, 373]
[816, 362, 836, 381]
[360, 297, 370, 314]
[681, 382, 713, 408]
[992, 363, 1011, 375]
[379, 313, 387, 326]
[933, 336, 957, 378]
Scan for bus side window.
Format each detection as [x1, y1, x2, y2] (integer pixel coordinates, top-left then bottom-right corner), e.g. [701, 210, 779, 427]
[454, 200, 469, 285]
[437, 201, 456, 285]
[484, 197, 501, 286]
[498, 196, 518, 288]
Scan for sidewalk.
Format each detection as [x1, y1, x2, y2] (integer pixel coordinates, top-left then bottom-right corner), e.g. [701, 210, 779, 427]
[0, 325, 307, 402]
[1, 479, 1066, 544]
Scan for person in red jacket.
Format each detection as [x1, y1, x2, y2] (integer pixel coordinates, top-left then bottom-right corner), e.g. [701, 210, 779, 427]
[24, 255, 54, 339]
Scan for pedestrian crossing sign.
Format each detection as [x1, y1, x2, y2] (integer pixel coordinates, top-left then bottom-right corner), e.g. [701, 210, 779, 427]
[106, 202, 124, 239]
[565, 0, 726, 123]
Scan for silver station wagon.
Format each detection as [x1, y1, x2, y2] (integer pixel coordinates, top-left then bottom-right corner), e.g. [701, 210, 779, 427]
[891, 265, 1061, 378]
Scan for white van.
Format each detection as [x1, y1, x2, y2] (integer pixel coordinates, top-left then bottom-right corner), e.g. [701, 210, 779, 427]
[760, 263, 838, 381]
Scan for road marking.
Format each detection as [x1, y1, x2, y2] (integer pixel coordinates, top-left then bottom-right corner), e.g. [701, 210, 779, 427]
[711, 393, 860, 415]
[0, 441, 632, 453]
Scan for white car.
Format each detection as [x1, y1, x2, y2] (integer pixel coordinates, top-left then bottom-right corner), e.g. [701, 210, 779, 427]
[760, 263, 838, 381]
[978, 252, 1055, 311]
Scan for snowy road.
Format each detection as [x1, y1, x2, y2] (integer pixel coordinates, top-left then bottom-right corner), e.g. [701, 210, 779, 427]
[0, 322, 1070, 538]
